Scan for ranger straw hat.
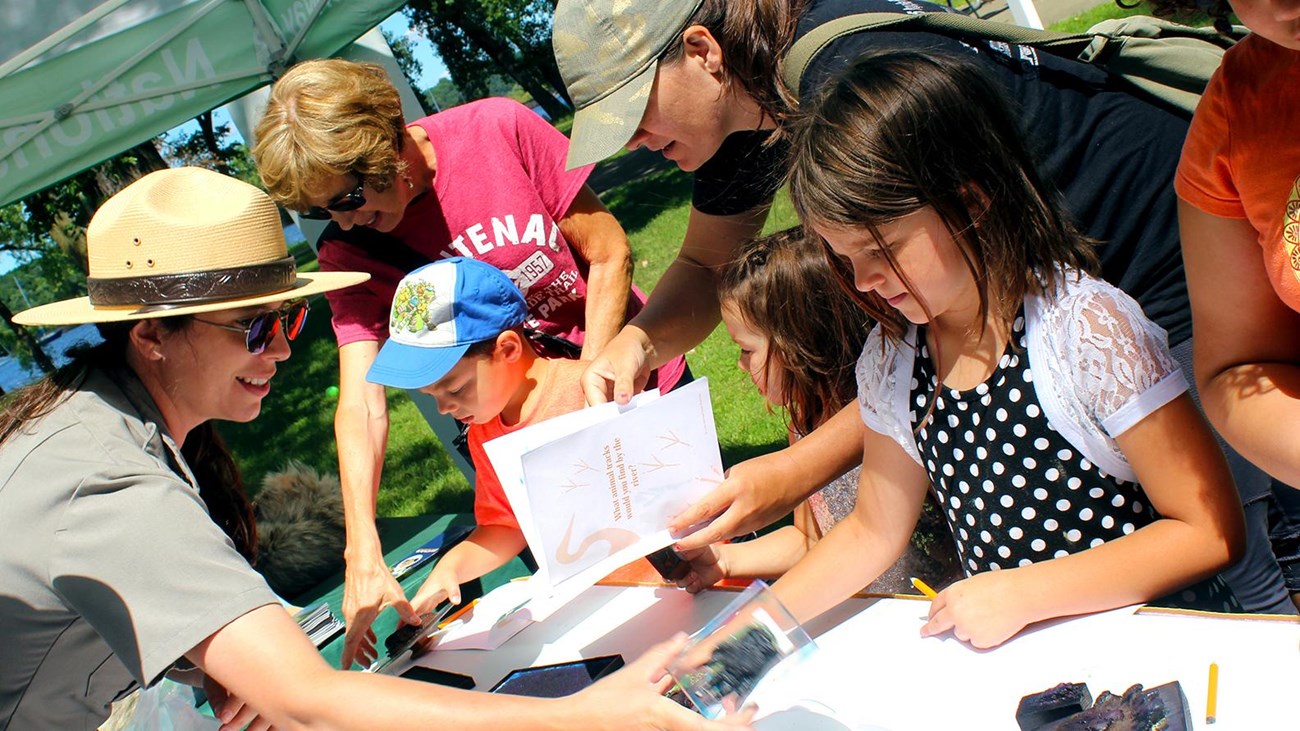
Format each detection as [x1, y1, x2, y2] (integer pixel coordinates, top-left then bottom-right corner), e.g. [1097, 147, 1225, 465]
[14, 167, 369, 326]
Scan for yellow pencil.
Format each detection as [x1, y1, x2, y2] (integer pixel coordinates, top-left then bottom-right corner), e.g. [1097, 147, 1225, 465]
[910, 577, 939, 600]
[1206, 662, 1219, 724]
[439, 598, 478, 628]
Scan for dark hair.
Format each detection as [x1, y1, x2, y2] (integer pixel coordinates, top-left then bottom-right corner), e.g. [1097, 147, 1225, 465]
[183, 422, 256, 563]
[719, 227, 872, 436]
[660, 0, 810, 129]
[461, 325, 532, 360]
[0, 319, 258, 561]
[788, 50, 1098, 348]
[1125, 0, 1236, 35]
[464, 337, 499, 360]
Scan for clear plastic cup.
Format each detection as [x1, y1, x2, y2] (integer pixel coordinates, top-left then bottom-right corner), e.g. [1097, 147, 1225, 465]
[667, 580, 817, 718]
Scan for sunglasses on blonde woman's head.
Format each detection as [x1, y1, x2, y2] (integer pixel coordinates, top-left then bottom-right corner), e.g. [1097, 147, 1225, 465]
[299, 179, 366, 220]
[192, 300, 309, 354]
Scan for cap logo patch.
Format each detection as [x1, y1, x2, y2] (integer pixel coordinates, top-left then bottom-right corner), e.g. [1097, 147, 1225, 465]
[392, 281, 439, 334]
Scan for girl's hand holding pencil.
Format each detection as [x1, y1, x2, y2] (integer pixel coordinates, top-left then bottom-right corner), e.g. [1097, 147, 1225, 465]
[910, 577, 938, 599]
[918, 570, 1034, 649]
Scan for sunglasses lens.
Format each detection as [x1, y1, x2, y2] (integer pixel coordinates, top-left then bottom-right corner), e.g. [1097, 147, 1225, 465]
[300, 181, 366, 218]
[245, 312, 280, 354]
[285, 302, 308, 340]
[328, 193, 366, 213]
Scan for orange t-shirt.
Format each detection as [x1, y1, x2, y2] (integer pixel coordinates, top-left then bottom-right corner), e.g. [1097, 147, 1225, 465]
[1175, 34, 1300, 313]
[466, 358, 588, 530]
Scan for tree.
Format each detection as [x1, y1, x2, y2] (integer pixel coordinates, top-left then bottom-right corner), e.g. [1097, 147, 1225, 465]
[426, 77, 464, 111]
[159, 120, 259, 187]
[0, 139, 172, 374]
[0, 225, 73, 373]
[381, 27, 434, 115]
[404, 0, 571, 120]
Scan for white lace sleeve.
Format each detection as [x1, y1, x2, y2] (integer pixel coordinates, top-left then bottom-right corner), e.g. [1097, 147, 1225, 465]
[1057, 276, 1187, 437]
[856, 325, 923, 465]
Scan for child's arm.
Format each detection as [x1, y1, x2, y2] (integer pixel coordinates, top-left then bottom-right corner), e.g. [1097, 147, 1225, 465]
[409, 525, 528, 612]
[921, 394, 1244, 648]
[676, 502, 824, 593]
[770, 427, 932, 624]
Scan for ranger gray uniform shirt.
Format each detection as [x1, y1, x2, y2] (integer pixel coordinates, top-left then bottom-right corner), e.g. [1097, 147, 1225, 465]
[0, 366, 277, 730]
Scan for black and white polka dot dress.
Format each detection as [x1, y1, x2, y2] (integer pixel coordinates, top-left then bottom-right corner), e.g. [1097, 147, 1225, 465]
[910, 312, 1238, 612]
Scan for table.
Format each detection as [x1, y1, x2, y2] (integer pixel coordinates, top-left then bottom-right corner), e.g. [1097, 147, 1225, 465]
[401, 582, 1299, 730]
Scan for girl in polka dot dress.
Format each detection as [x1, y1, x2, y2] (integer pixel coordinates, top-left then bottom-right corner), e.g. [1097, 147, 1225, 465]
[675, 228, 961, 594]
[768, 50, 1246, 649]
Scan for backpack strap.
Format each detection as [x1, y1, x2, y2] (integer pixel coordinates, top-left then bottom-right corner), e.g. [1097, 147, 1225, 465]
[782, 11, 1092, 94]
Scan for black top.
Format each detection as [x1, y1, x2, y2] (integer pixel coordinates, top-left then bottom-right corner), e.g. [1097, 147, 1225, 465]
[909, 312, 1237, 611]
[692, 0, 1192, 345]
[912, 313, 1157, 575]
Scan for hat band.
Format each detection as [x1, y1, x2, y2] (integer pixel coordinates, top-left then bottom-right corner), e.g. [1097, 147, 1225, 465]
[86, 257, 298, 308]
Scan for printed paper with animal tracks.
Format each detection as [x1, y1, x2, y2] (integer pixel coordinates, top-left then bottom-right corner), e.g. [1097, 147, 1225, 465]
[438, 379, 723, 651]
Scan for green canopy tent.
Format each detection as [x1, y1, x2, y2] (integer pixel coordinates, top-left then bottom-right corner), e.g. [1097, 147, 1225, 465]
[0, 0, 408, 208]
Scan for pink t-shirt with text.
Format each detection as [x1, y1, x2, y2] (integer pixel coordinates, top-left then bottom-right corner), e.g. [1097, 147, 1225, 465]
[317, 98, 686, 388]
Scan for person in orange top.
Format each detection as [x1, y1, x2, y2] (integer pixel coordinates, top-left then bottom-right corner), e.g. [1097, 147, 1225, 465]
[1172, 0, 1300, 606]
[365, 257, 588, 613]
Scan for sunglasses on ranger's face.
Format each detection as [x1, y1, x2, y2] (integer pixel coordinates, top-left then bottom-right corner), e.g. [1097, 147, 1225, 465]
[299, 179, 367, 220]
[192, 300, 309, 354]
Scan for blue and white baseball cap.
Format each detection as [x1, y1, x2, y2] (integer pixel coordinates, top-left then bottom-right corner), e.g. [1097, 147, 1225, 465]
[367, 257, 528, 390]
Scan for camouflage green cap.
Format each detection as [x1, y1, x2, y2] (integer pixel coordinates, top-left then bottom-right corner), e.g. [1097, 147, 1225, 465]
[553, 0, 705, 170]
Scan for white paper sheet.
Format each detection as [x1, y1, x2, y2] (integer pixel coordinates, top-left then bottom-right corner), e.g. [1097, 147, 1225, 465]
[482, 388, 662, 587]
[477, 379, 722, 634]
[520, 378, 722, 586]
[420, 585, 1300, 727]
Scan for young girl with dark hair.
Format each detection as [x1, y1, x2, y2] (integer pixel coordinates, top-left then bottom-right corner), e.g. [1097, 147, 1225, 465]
[676, 228, 959, 593]
[548, 0, 1300, 612]
[769, 50, 1245, 649]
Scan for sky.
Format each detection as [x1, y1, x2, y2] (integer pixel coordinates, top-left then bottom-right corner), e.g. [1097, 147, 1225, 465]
[379, 11, 450, 91]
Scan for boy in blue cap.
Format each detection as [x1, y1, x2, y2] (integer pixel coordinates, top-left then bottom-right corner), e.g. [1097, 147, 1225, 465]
[367, 257, 589, 614]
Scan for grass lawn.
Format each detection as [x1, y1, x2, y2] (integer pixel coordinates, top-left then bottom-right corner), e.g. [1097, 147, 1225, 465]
[1049, 0, 1157, 32]
[221, 0, 1197, 516]
[1047, 0, 1223, 31]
